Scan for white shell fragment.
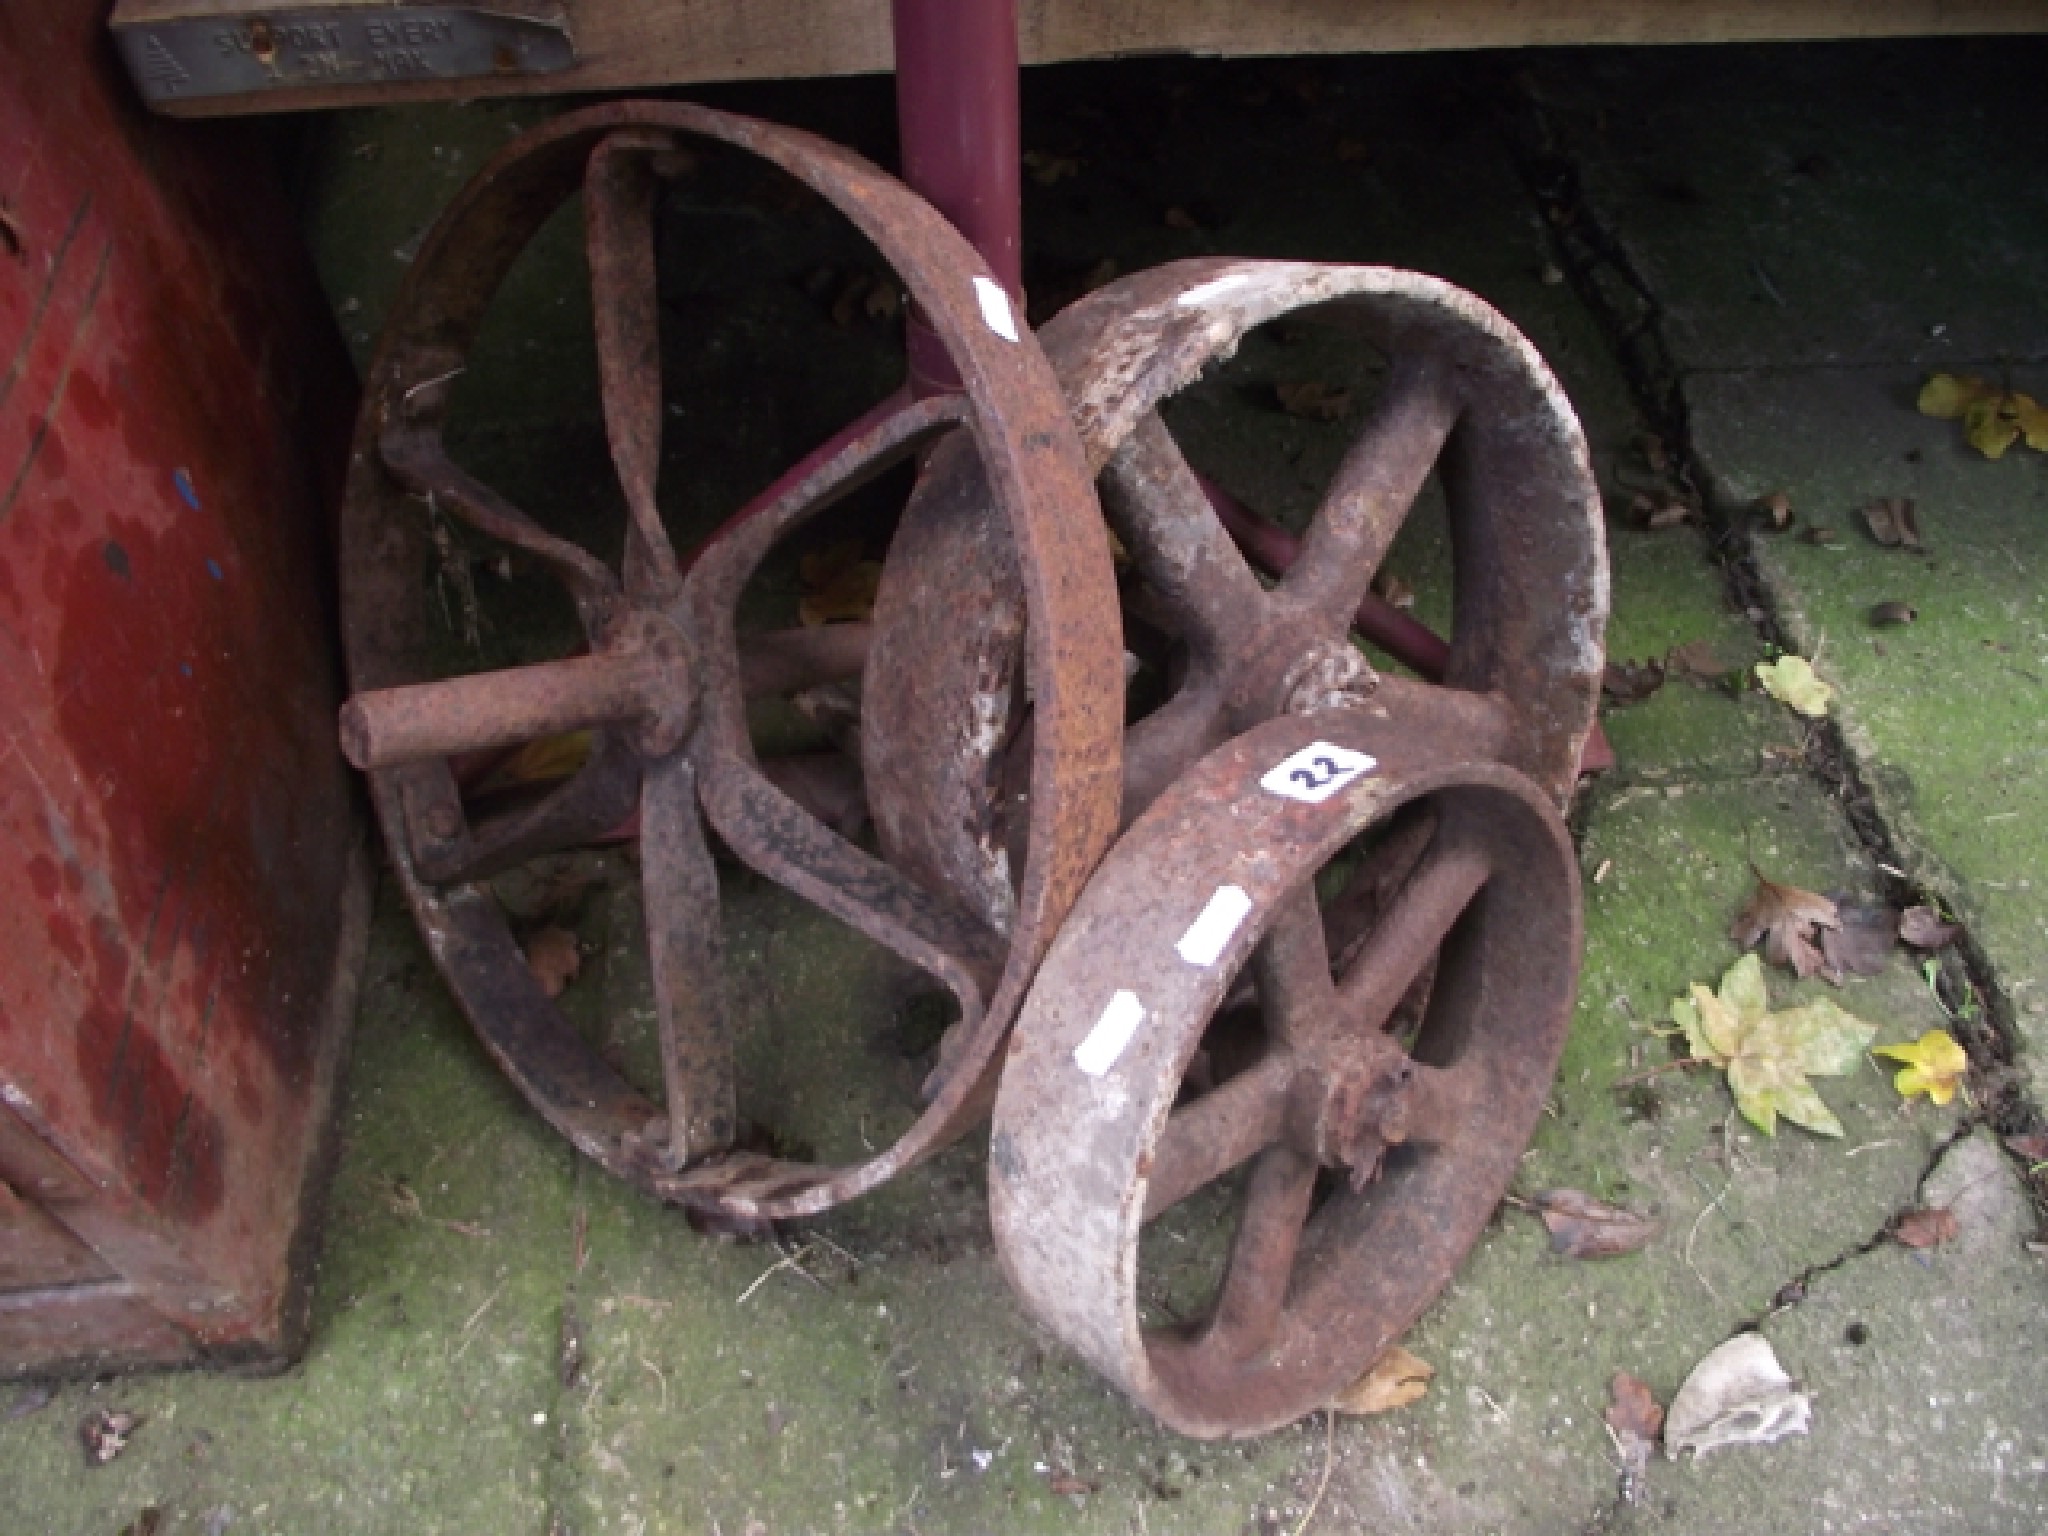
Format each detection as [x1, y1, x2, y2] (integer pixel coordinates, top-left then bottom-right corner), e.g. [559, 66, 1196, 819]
[1664, 1333, 1812, 1459]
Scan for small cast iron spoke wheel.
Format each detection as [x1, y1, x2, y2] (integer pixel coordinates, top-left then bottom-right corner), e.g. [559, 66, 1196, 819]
[339, 102, 1122, 1220]
[989, 710, 1580, 1439]
[865, 259, 1606, 932]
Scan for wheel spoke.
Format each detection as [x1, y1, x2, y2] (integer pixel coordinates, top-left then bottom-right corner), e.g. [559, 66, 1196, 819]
[639, 751, 736, 1167]
[381, 427, 620, 622]
[1143, 1054, 1294, 1220]
[1099, 415, 1267, 667]
[413, 730, 643, 886]
[1281, 353, 1461, 630]
[1252, 890, 1338, 1049]
[1333, 834, 1490, 1033]
[1197, 1147, 1317, 1361]
[587, 132, 683, 600]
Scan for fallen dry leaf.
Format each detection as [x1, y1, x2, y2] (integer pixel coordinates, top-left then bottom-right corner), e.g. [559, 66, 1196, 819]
[1664, 1334, 1810, 1458]
[1819, 901, 1900, 983]
[2003, 1130, 2048, 1163]
[1869, 600, 1917, 628]
[1754, 655, 1833, 717]
[1919, 373, 2048, 460]
[1021, 150, 1080, 185]
[1898, 905, 1961, 951]
[1672, 953, 1877, 1137]
[1756, 490, 1793, 529]
[1602, 659, 1666, 705]
[1893, 1205, 1959, 1249]
[119, 1509, 163, 1536]
[1275, 379, 1352, 421]
[1859, 497, 1923, 550]
[1665, 640, 1729, 681]
[798, 541, 883, 626]
[1372, 570, 1416, 611]
[1800, 524, 1844, 548]
[1873, 1028, 1967, 1107]
[80, 1408, 142, 1466]
[1730, 869, 1840, 980]
[1047, 1474, 1097, 1497]
[1606, 1371, 1664, 1501]
[1331, 1345, 1433, 1415]
[523, 925, 582, 999]
[1532, 1189, 1661, 1258]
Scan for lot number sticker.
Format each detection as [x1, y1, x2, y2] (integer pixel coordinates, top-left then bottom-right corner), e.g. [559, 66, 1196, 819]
[1258, 742, 1377, 804]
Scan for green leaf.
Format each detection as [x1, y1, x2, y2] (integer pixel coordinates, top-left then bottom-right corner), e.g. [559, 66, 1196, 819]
[1754, 656, 1833, 718]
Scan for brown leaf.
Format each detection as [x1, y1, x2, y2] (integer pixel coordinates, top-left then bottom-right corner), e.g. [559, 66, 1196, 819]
[1372, 571, 1416, 611]
[1605, 1372, 1664, 1504]
[798, 541, 883, 626]
[1819, 901, 1900, 983]
[1898, 905, 1961, 951]
[1756, 491, 1793, 529]
[1868, 600, 1917, 628]
[1048, 1474, 1097, 1497]
[80, 1408, 142, 1465]
[1665, 640, 1730, 681]
[1532, 1189, 1662, 1258]
[1602, 659, 1666, 704]
[1275, 379, 1352, 421]
[1644, 502, 1695, 530]
[1730, 870, 1841, 980]
[523, 926, 582, 998]
[1605, 1370, 1665, 1445]
[1893, 1205, 1959, 1249]
[2003, 1130, 2048, 1163]
[1860, 498, 1923, 551]
[1331, 1345, 1433, 1415]
[1800, 524, 1844, 548]
[119, 1509, 163, 1536]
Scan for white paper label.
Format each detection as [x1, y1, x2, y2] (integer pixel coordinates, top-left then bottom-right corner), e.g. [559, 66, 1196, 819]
[1259, 741, 1377, 804]
[1175, 885, 1252, 968]
[1175, 272, 1254, 308]
[973, 276, 1019, 342]
[1074, 989, 1145, 1076]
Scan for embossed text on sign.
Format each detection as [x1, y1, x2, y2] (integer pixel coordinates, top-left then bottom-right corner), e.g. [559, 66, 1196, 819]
[114, 7, 577, 105]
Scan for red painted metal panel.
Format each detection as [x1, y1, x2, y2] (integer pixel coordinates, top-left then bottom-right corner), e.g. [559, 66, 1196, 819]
[0, 3, 364, 1374]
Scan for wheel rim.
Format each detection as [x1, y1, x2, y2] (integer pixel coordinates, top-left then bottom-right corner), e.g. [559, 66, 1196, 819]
[989, 707, 1580, 1438]
[864, 258, 1606, 935]
[339, 101, 1123, 1219]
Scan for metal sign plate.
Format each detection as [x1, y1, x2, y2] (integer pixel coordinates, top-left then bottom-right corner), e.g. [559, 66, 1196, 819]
[114, 6, 576, 105]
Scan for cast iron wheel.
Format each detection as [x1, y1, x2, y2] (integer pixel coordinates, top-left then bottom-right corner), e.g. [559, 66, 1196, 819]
[339, 102, 1122, 1220]
[864, 258, 1606, 936]
[988, 709, 1579, 1438]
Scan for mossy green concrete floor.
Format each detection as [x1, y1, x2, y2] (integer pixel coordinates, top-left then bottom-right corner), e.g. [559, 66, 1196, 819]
[8, 40, 2046, 1535]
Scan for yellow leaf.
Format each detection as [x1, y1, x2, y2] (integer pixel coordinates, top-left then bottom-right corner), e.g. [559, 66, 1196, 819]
[2010, 393, 2048, 452]
[1331, 1345, 1433, 1415]
[480, 730, 593, 791]
[1873, 1028, 1968, 1106]
[1754, 655, 1832, 718]
[797, 540, 883, 626]
[1916, 372, 1997, 420]
[1668, 954, 1878, 1137]
[1964, 398, 2021, 460]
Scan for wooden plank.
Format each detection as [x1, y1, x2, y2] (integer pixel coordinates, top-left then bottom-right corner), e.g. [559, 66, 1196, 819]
[112, 0, 2048, 116]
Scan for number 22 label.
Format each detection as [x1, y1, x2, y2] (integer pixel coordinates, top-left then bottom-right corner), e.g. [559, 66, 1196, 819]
[1258, 741, 1377, 804]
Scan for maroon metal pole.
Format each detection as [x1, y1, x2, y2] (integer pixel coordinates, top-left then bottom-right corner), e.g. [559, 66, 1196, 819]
[891, 0, 1022, 396]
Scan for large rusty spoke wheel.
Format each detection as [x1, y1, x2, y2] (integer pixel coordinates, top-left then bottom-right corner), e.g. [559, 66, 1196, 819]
[865, 259, 1607, 939]
[989, 711, 1579, 1438]
[340, 102, 1122, 1221]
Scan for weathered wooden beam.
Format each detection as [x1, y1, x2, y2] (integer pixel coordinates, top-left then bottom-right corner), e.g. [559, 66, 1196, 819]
[112, 0, 2048, 116]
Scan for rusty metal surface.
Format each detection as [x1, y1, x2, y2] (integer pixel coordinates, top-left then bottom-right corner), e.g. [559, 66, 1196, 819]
[0, 3, 363, 1377]
[339, 101, 1122, 1221]
[989, 708, 1581, 1439]
[866, 257, 1608, 940]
